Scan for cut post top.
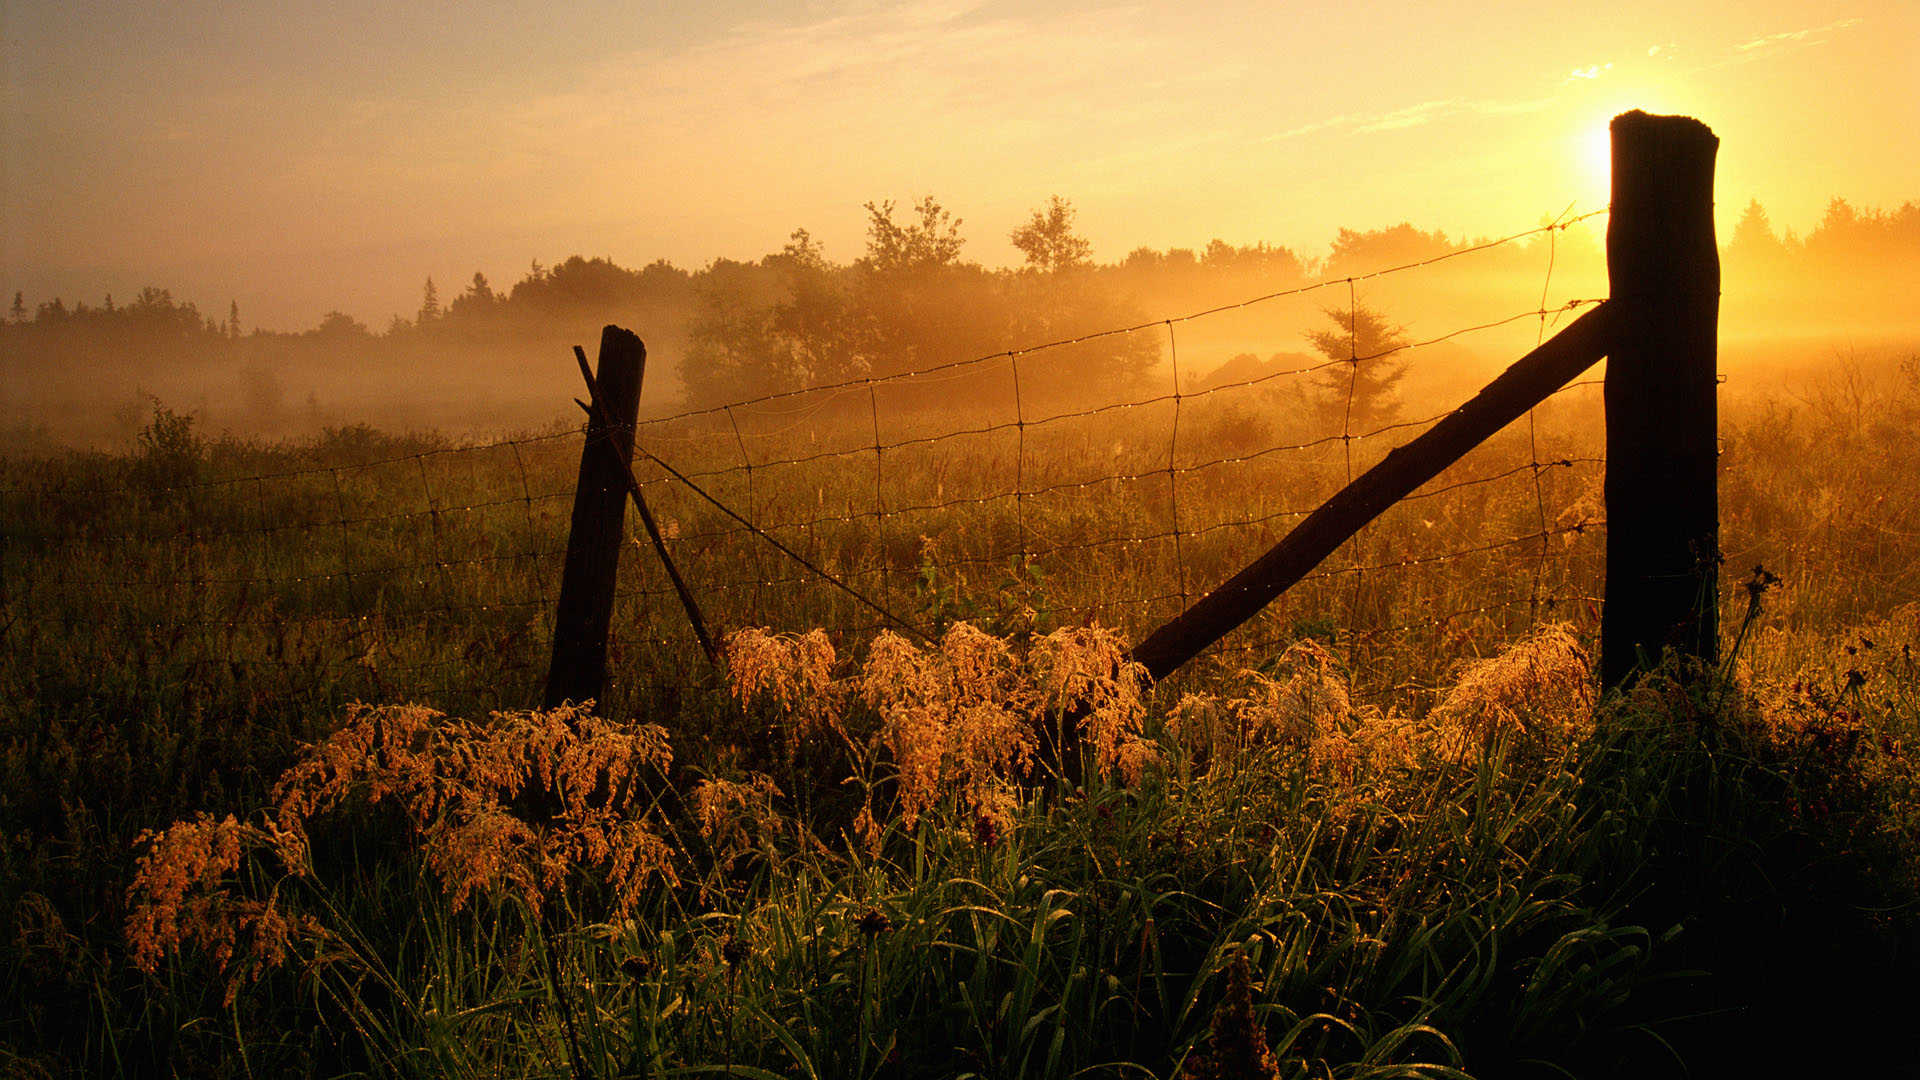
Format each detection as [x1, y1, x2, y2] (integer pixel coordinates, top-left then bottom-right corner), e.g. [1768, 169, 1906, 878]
[1610, 109, 1718, 145]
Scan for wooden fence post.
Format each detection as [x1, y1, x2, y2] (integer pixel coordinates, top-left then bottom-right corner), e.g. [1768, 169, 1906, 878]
[1601, 111, 1721, 687]
[545, 326, 645, 709]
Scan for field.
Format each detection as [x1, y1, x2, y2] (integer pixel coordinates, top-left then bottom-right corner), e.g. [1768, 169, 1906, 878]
[4, 351, 1920, 1078]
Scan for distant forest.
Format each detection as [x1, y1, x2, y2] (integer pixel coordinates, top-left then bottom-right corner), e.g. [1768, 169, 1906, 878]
[3, 195, 1916, 449]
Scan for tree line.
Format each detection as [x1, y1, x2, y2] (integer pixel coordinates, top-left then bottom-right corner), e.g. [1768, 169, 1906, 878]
[4, 192, 1914, 437]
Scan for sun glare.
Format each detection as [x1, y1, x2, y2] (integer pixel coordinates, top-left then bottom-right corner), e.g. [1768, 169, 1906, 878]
[1577, 90, 1686, 208]
[1579, 122, 1614, 207]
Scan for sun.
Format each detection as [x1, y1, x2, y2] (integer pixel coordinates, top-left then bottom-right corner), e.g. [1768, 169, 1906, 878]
[1580, 121, 1614, 206]
[1575, 104, 1644, 209]
[1575, 90, 1686, 209]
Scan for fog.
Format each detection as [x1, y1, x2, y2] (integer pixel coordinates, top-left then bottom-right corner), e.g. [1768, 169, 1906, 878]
[2, 195, 1914, 454]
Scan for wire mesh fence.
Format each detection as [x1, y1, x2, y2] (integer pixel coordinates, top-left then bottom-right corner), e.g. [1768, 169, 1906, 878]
[2, 208, 1614, 714]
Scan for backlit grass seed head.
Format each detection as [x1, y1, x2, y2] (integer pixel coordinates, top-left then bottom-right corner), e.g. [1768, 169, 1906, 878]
[1429, 622, 1594, 760]
[725, 627, 841, 755]
[272, 702, 444, 829]
[690, 773, 785, 868]
[1165, 691, 1225, 747]
[125, 812, 246, 976]
[1031, 624, 1157, 783]
[124, 813, 327, 1003]
[11, 892, 78, 970]
[129, 703, 679, 985]
[424, 806, 547, 915]
[1233, 639, 1353, 745]
[861, 624, 1036, 834]
[1176, 643, 1415, 788]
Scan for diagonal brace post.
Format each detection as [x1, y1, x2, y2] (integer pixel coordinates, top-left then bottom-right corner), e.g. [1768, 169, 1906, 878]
[1128, 301, 1616, 683]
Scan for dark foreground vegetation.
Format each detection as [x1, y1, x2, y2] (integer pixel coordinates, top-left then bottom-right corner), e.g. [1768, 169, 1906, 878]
[3, 355, 1920, 1078]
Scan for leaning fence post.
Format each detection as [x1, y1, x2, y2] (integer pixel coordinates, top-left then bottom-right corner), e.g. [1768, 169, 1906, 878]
[1601, 111, 1721, 687]
[545, 326, 645, 709]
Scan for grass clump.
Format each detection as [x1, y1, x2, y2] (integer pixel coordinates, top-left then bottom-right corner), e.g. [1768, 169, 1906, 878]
[7, 366, 1920, 1075]
[85, 612, 1920, 1078]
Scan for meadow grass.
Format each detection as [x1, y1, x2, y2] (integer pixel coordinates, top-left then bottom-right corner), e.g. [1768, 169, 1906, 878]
[2, 359, 1918, 1076]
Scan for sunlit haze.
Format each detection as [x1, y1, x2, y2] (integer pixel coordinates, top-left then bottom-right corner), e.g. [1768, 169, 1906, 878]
[5, 0, 1915, 331]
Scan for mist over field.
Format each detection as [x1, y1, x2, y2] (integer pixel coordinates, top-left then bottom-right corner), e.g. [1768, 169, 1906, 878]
[4, 194, 1916, 453]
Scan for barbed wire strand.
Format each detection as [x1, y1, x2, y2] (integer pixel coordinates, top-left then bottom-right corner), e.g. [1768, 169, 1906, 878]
[1526, 203, 1575, 619]
[1166, 320, 1189, 607]
[723, 403, 769, 617]
[627, 433, 933, 645]
[1010, 351, 1029, 563]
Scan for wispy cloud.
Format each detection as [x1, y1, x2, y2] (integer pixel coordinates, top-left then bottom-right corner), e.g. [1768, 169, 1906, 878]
[1736, 16, 1863, 53]
[1266, 95, 1552, 142]
[1566, 62, 1613, 81]
[1270, 113, 1359, 141]
[1356, 99, 1462, 133]
[501, 1, 1180, 155]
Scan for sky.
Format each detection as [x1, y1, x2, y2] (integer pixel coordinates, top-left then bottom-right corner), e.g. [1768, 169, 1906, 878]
[3, 0, 1915, 331]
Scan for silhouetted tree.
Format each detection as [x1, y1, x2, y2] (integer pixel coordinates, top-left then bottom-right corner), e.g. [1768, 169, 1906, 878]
[1006, 199, 1156, 402]
[1306, 304, 1408, 432]
[227, 300, 242, 339]
[1802, 197, 1920, 262]
[122, 287, 210, 344]
[1728, 199, 1788, 264]
[1323, 223, 1456, 278]
[311, 311, 372, 340]
[861, 196, 964, 274]
[682, 258, 783, 406]
[1120, 246, 1198, 273]
[768, 229, 866, 383]
[417, 277, 441, 324]
[1011, 195, 1092, 273]
[853, 195, 993, 382]
[8, 292, 23, 322]
[444, 272, 499, 325]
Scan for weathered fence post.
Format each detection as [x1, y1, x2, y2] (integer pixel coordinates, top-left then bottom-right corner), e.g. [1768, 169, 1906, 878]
[545, 325, 645, 708]
[1601, 111, 1721, 687]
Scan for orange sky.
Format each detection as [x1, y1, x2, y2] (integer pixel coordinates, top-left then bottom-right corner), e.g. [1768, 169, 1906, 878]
[3, 0, 1915, 330]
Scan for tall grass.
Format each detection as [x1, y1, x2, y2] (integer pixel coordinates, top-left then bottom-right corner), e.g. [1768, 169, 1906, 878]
[3, 359, 1919, 1075]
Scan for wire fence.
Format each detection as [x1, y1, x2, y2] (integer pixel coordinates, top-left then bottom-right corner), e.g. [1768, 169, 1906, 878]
[1, 207, 1614, 714]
